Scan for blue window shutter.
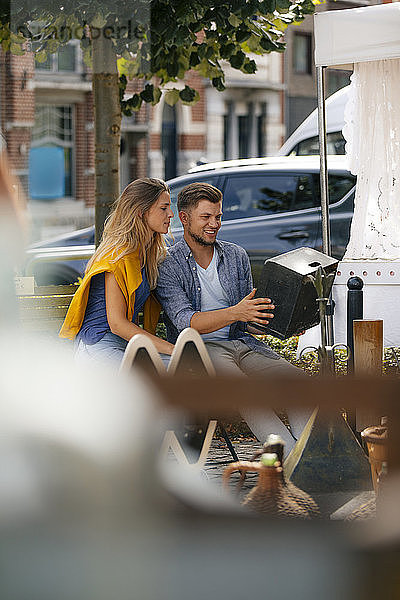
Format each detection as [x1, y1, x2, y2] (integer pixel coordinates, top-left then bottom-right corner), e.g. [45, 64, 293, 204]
[29, 146, 65, 199]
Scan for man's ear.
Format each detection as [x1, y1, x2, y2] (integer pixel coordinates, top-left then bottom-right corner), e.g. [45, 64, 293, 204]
[179, 210, 188, 225]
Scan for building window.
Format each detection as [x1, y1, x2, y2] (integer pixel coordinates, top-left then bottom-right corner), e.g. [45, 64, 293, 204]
[31, 105, 74, 198]
[35, 41, 80, 73]
[293, 33, 312, 74]
[223, 114, 228, 160]
[238, 115, 249, 159]
[257, 103, 267, 157]
[224, 102, 268, 160]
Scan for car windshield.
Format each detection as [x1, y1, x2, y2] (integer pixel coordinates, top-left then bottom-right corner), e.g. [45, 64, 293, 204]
[291, 132, 346, 156]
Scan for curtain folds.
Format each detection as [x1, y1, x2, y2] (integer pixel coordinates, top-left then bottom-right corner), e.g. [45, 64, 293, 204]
[343, 59, 400, 260]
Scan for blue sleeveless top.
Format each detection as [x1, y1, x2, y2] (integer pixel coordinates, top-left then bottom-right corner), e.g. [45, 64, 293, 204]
[77, 268, 150, 345]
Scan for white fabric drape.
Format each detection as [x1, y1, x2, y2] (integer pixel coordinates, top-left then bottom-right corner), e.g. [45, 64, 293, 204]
[343, 59, 400, 260]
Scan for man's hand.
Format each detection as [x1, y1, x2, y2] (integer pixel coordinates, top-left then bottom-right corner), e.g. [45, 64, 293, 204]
[231, 288, 274, 325]
[190, 289, 274, 334]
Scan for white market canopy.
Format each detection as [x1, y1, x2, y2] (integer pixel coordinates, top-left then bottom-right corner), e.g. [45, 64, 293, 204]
[314, 2, 400, 68]
[303, 1, 400, 352]
[313, 1, 400, 262]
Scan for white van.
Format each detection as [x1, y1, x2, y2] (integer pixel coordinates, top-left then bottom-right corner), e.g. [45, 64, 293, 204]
[278, 85, 349, 156]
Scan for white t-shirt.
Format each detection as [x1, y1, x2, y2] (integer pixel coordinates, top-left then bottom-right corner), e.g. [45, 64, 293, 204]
[196, 248, 230, 341]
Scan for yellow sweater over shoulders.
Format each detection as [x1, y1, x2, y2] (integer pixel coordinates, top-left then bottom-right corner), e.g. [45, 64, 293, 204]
[59, 248, 161, 341]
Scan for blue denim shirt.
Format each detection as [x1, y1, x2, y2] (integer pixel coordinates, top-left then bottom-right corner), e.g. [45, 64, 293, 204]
[156, 238, 279, 359]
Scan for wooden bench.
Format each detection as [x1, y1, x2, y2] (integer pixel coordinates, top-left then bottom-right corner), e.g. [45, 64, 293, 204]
[15, 283, 159, 340]
[16, 284, 79, 336]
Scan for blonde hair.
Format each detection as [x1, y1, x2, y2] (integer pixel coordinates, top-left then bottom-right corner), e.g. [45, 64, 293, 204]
[86, 178, 169, 288]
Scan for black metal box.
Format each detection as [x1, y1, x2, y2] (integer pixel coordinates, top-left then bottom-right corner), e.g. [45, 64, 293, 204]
[253, 247, 338, 339]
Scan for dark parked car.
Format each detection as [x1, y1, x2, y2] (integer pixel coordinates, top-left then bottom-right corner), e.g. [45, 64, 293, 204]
[27, 156, 356, 286]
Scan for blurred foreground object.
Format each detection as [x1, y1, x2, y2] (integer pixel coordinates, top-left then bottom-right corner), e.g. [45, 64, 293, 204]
[0, 333, 166, 600]
[0, 365, 399, 599]
[362, 422, 388, 494]
[0, 337, 161, 525]
[0, 147, 28, 331]
[238, 435, 320, 517]
[223, 454, 318, 519]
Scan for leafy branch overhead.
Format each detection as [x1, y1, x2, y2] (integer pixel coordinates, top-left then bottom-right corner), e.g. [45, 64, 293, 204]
[2, 0, 316, 113]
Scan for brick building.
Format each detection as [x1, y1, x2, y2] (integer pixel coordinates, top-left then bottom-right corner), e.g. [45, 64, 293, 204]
[283, 0, 381, 138]
[0, 42, 95, 241]
[1, 42, 285, 242]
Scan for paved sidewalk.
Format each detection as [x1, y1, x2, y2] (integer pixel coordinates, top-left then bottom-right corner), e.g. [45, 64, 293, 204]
[204, 437, 263, 500]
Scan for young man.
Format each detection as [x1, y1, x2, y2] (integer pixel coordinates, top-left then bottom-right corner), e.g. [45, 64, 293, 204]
[156, 183, 311, 450]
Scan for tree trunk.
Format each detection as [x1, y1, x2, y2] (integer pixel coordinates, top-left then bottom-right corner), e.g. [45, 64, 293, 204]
[92, 35, 121, 246]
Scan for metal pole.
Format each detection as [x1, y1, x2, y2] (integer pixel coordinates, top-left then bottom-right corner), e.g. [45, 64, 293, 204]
[317, 65, 334, 345]
[219, 423, 239, 463]
[317, 66, 330, 255]
[346, 276, 364, 375]
[346, 276, 363, 434]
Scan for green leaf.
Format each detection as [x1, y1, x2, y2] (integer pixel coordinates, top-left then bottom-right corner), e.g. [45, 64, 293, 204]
[164, 88, 180, 106]
[260, 0, 276, 12]
[152, 86, 162, 106]
[197, 43, 206, 59]
[166, 59, 179, 78]
[228, 14, 241, 27]
[177, 54, 190, 75]
[242, 59, 257, 74]
[179, 85, 196, 103]
[10, 42, 24, 55]
[212, 77, 225, 92]
[276, 0, 293, 9]
[196, 58, 222, 80]
[35, 50, 48, 63]
[260, 36, 278, 51]
[90, 13, 107, 28]
[122, 49, 133, 60]
[126, 94, 142, 111]
[10, 31, 25, 43]
[205, 45, 214, 60]
[45, 39, 60, 54]
[229, 50, 245, 69]
[246, 34, 261, 53]
[189, 51, 200, 67]
[140, 83, 154, 103]
[220, 42, 235, 59]
[181, 89, 200, 106]
[273, 17, 290, 31]
[8, 0, 316, 113]
[236, 28, 251, 44]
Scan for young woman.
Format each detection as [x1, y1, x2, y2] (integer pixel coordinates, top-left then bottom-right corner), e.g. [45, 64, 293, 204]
[60, 178, 174, 365]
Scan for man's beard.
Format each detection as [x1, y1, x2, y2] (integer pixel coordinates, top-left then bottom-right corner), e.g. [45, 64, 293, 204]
[187, 229, 215, 247]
